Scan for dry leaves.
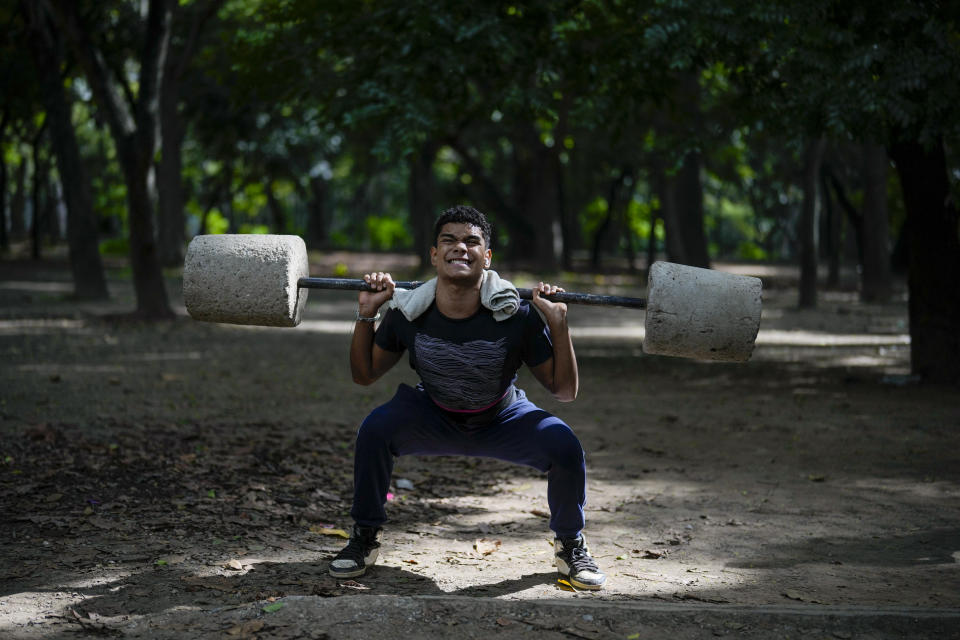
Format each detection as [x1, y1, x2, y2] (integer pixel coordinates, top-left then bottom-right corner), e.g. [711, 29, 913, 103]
[308, 525, 350, 538]
[226, 619, 264, 637]
[473, 538, 502, 556]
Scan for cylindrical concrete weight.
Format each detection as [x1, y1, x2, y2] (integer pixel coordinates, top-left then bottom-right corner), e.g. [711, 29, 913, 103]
[643, 261, 762, 362]
[183, 234, 309, 327]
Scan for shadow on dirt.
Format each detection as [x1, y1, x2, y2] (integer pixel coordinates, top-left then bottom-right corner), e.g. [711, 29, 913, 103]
[725, 527, 960, 569]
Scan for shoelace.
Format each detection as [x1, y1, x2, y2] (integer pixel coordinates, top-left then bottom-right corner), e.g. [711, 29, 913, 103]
[567, 546, 600, 572]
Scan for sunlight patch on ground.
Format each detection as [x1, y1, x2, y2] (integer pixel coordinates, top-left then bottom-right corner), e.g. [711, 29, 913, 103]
[46, 572, 134, 591]
[18, 363, 126, 374]
[295, 319, 357, 334]
[0, 318, 89, 336]
[293, 319, 910, 350]
[0, 280, 74, 294]
[757, 329, 909, 347]
[0, 575, 131, 630]
[851, 478, 960, 500]
[125, 351, 204, 362]
[826, 355, 905, 368]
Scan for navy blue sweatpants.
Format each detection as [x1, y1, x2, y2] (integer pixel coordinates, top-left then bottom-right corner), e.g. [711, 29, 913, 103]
[350, 383, 587, 538]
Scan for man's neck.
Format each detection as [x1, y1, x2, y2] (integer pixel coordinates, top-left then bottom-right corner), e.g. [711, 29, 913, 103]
[435, 274, 483, 319]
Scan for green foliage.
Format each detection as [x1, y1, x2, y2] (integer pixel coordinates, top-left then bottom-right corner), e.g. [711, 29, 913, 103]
[626, 198, 661, 244]
[99, 236, 129, 256]
[365, 216, 411, 251]
[204, 210, 230, 235]
[9, 0, 956, 270]
[578, 197, 609, 239]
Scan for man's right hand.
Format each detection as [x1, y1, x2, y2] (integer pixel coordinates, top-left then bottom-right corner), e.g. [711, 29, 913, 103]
[358, 272, 395, 317]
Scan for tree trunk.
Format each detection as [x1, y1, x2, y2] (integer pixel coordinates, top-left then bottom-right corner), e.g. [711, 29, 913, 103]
[860, 143, 892, 302]
[889, 137, 960, 383]
[264, 179, 287, 234]
[514, 130, 559, 270]
[302, 175, 330, 249]
[675, 151, 710, 268]
[826, 168, 864, 266]
[821, 164, 842, 288]
[447, 136, 535, 260]
[646, 212, 659, 271]
[156, 0, 223, 266]
[157, 84, 186, 267]
[798, 139, 825, 308]
[122, 145, 174, 317]
[0, 116, 8, 252]
[590, 172, 621, 268]
[46, 180, 61, 242]
[52, 0, 174, 318]
[620, 179, 639, 272]
[408, 141, 438, 268]
[555, 149, 573, 271]
[11, 155, 27, 239]
[652, 154, 687, 265]
[24, 0, 109, 298]
[31, 127, 47, 260]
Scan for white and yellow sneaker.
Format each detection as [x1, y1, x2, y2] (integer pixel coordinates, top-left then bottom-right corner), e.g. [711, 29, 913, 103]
[555, 535, 606, 590]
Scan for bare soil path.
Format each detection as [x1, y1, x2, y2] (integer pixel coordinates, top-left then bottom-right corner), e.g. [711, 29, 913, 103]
[1, 256, 958, 638]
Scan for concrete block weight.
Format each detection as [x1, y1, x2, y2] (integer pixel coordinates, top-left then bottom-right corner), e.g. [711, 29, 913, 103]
[183, 234, 310, 327]
[643, 261, 762, 362]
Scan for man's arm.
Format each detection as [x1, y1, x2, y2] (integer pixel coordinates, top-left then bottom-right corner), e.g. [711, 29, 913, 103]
[528, 282, 579, 402]
[350, 272, 403, 385]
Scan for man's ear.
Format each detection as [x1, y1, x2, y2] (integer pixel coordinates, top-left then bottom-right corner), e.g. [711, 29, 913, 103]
[430, 246, 439, 268]
[484, 248, 492, 268]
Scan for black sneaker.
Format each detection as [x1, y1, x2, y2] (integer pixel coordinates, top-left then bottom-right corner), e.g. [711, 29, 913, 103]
[555, 535, 606, 590]
[329, 525, 382, 578]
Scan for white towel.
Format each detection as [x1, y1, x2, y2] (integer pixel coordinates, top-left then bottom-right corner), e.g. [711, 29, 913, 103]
[388, 270, 536, 322]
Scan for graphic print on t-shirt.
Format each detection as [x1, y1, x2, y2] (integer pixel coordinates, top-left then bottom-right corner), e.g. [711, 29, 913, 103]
[413, 333, 508, 411]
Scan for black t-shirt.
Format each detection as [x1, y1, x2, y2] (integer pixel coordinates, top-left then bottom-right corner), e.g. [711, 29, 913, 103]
[374, 300, 554, 412]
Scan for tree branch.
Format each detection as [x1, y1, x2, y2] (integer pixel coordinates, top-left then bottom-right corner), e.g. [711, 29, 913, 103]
[172, 0, 225, 81]
[47, 0, 136, 141]
[135, 0, 172, 154]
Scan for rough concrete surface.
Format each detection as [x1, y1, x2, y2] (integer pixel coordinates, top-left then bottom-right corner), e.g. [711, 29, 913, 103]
[183, 234, 309, 327]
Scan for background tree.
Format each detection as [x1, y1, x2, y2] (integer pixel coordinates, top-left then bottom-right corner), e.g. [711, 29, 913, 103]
[21, 0, 109, 299]
[51, 0, 174, 318]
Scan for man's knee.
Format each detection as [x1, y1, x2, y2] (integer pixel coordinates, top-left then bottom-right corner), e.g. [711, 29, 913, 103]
[540, 421, 585, 469]
[356, 406, 396, 448]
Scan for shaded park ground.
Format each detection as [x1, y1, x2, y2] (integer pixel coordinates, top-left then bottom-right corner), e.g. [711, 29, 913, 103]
[1, 252, 959, 638]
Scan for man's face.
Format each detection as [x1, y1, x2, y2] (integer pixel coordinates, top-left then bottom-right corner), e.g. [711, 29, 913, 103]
[430, 222, 491, 282]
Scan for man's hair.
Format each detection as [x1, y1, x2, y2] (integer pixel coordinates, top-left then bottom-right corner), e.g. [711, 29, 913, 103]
[433, 205, 492, 248]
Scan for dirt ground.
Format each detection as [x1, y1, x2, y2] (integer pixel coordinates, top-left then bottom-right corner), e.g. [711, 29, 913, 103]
[1, 253, 959, 639]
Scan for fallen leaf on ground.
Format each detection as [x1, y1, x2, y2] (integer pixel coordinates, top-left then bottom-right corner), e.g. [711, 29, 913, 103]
[339, 580, 370, 590]
[262, 602, 285, 613]
[530, 509, 550, 518]
[783, 590, 828, 604]
[557, 578, 577, 592]
[474, 538, 501, 556]
[309, 526, 349, 538]
[226, 559, 244, 570]
[86, 516, 116, 530]
[226, 619, 264, 636]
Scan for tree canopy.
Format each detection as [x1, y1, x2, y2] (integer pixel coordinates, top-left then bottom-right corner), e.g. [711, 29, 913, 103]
[2, 0, 959, 380]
